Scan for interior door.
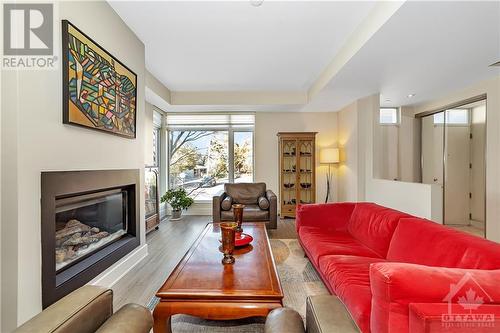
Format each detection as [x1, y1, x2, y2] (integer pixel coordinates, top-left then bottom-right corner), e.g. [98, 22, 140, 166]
[444, 110, 470, 225]
[470, 103, 486, 225]
[421, 113, 444, 185]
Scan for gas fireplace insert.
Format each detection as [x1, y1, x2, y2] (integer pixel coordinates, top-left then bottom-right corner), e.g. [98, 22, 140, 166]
[41, 169, 140, 308]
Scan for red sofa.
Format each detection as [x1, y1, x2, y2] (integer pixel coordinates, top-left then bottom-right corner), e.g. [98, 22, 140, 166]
[297, 202, 500, 333]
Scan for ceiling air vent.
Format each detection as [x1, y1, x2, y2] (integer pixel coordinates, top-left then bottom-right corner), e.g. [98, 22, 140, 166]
[490, 61, 500, 67]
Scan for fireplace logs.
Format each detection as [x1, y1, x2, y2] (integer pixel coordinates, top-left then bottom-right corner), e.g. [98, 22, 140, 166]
[55, 219, 112, 267]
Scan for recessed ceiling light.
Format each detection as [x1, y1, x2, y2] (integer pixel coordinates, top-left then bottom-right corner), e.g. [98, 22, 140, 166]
[407, 94, 416, 98]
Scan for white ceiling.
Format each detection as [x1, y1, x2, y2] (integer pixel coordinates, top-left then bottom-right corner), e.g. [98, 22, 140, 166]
[109, 0, 375, 91]
[302, 1, 500, 112]
[145, 86, 299, 112]
[110, 1, 500, 112]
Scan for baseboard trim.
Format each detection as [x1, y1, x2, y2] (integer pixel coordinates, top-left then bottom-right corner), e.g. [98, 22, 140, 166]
[89, 243, 148, 288]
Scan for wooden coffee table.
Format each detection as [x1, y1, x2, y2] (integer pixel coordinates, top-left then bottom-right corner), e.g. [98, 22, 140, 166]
[153, 222, 283, 333]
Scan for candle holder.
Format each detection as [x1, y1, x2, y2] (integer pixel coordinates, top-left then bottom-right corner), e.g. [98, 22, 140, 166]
[220, 222, 237, 265]
[232, 204, 245, 233]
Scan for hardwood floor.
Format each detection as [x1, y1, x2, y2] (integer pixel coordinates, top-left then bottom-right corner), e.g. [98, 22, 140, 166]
[449, 224, 485, 238]
[112, 216, 297, 309]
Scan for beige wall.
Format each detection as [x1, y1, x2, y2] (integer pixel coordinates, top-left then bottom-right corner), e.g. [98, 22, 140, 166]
[377, 125, 399, 180]
[146, 71, 172, 104]
[414, 75, 500, 241]
[363, 94, 444, 222]
[335, 94, 443, 220]
[374, 107, 421, 183]
[337, 102, 362, 201]
[255, 112, 338, 208]
[399, 106, 421, 182]
[1, 1, 147, 329]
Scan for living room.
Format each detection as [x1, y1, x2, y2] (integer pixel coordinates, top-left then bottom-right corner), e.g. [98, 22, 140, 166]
[1, 1, 500, 332]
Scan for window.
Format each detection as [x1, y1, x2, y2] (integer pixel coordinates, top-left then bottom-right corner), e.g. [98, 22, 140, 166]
[234, 131, 253, 183]
[152, 110, 162, 167]
[152, 127, 160, 167]
[433, 109, 469, 125]
[167, 114, 254, 201]
[380, 108, 399, 124]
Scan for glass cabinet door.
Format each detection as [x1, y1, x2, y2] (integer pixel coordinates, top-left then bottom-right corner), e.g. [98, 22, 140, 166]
[298, 140, 313, 204]
[282, 140, 297, 207]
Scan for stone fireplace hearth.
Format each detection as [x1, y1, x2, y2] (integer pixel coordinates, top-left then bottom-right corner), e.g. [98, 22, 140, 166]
[41, 169, 140, 308]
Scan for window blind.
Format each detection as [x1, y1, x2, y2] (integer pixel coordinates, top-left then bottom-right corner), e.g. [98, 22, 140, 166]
[153, 110, 163, 128]
[166, 113, 255, 129]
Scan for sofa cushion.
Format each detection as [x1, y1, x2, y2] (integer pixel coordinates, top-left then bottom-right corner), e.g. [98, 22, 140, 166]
[220, 204, 269, 221]
[224, 183, 266, 204]
[318, 255, 387, 333]
[347, 203, 411, 258]
[299, 227, 381, 266]
[296, 202, 356, 233]
[387, 218, 500, 269]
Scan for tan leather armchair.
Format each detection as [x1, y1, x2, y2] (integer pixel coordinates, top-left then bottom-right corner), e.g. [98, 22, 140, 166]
[213, 182, 277, 229]
[14, 285, 152, 333]
[264, 296, 360, 333]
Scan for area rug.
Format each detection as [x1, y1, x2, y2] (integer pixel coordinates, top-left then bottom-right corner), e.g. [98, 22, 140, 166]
[147, 239, 329, 332]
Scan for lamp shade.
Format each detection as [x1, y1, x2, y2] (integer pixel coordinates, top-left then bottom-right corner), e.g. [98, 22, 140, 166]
[320, 148, 339, 164]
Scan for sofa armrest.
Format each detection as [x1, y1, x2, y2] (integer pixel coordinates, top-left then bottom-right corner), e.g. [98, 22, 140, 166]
[370, 262, 500, 333]
[306, 295, 360, 333]
[409, 303, 500, 333]
[212, 192, 226, 223]
[296, 202, 355, 232]
[266, 190, 277, 229]
[95, 303, 153, 333]
[14, 285, 113, 333]
[264, 308, 304, 333]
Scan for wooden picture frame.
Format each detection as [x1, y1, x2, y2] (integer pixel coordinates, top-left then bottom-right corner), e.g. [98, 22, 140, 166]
[62, 20, 137, 138]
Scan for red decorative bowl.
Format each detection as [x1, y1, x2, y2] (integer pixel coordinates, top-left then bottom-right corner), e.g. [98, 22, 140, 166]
[219, 233, 253, 247]
[235, 233, 253, 247]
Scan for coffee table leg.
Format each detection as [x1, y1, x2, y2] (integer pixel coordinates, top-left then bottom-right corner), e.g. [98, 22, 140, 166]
[153, 302, 172, 333]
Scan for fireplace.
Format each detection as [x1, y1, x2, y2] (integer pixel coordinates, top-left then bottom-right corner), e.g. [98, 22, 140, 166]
[41, 170, 140, 308]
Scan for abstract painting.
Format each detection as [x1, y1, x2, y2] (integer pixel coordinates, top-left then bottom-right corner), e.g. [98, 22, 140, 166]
[62, 20, 137, 138]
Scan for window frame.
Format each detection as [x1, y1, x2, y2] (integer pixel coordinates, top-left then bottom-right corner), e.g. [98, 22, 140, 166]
[151, 125, 161, 168]
[166, 125, 255, 203]
[379, 107, 400, 126]
[433, 108, 470, 126]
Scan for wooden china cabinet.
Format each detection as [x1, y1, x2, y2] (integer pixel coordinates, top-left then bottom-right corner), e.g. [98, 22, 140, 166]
[277, 132, 317, 218]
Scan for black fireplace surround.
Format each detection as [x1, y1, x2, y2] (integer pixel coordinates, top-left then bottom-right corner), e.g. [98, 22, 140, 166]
[41, 169, 140, 308]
